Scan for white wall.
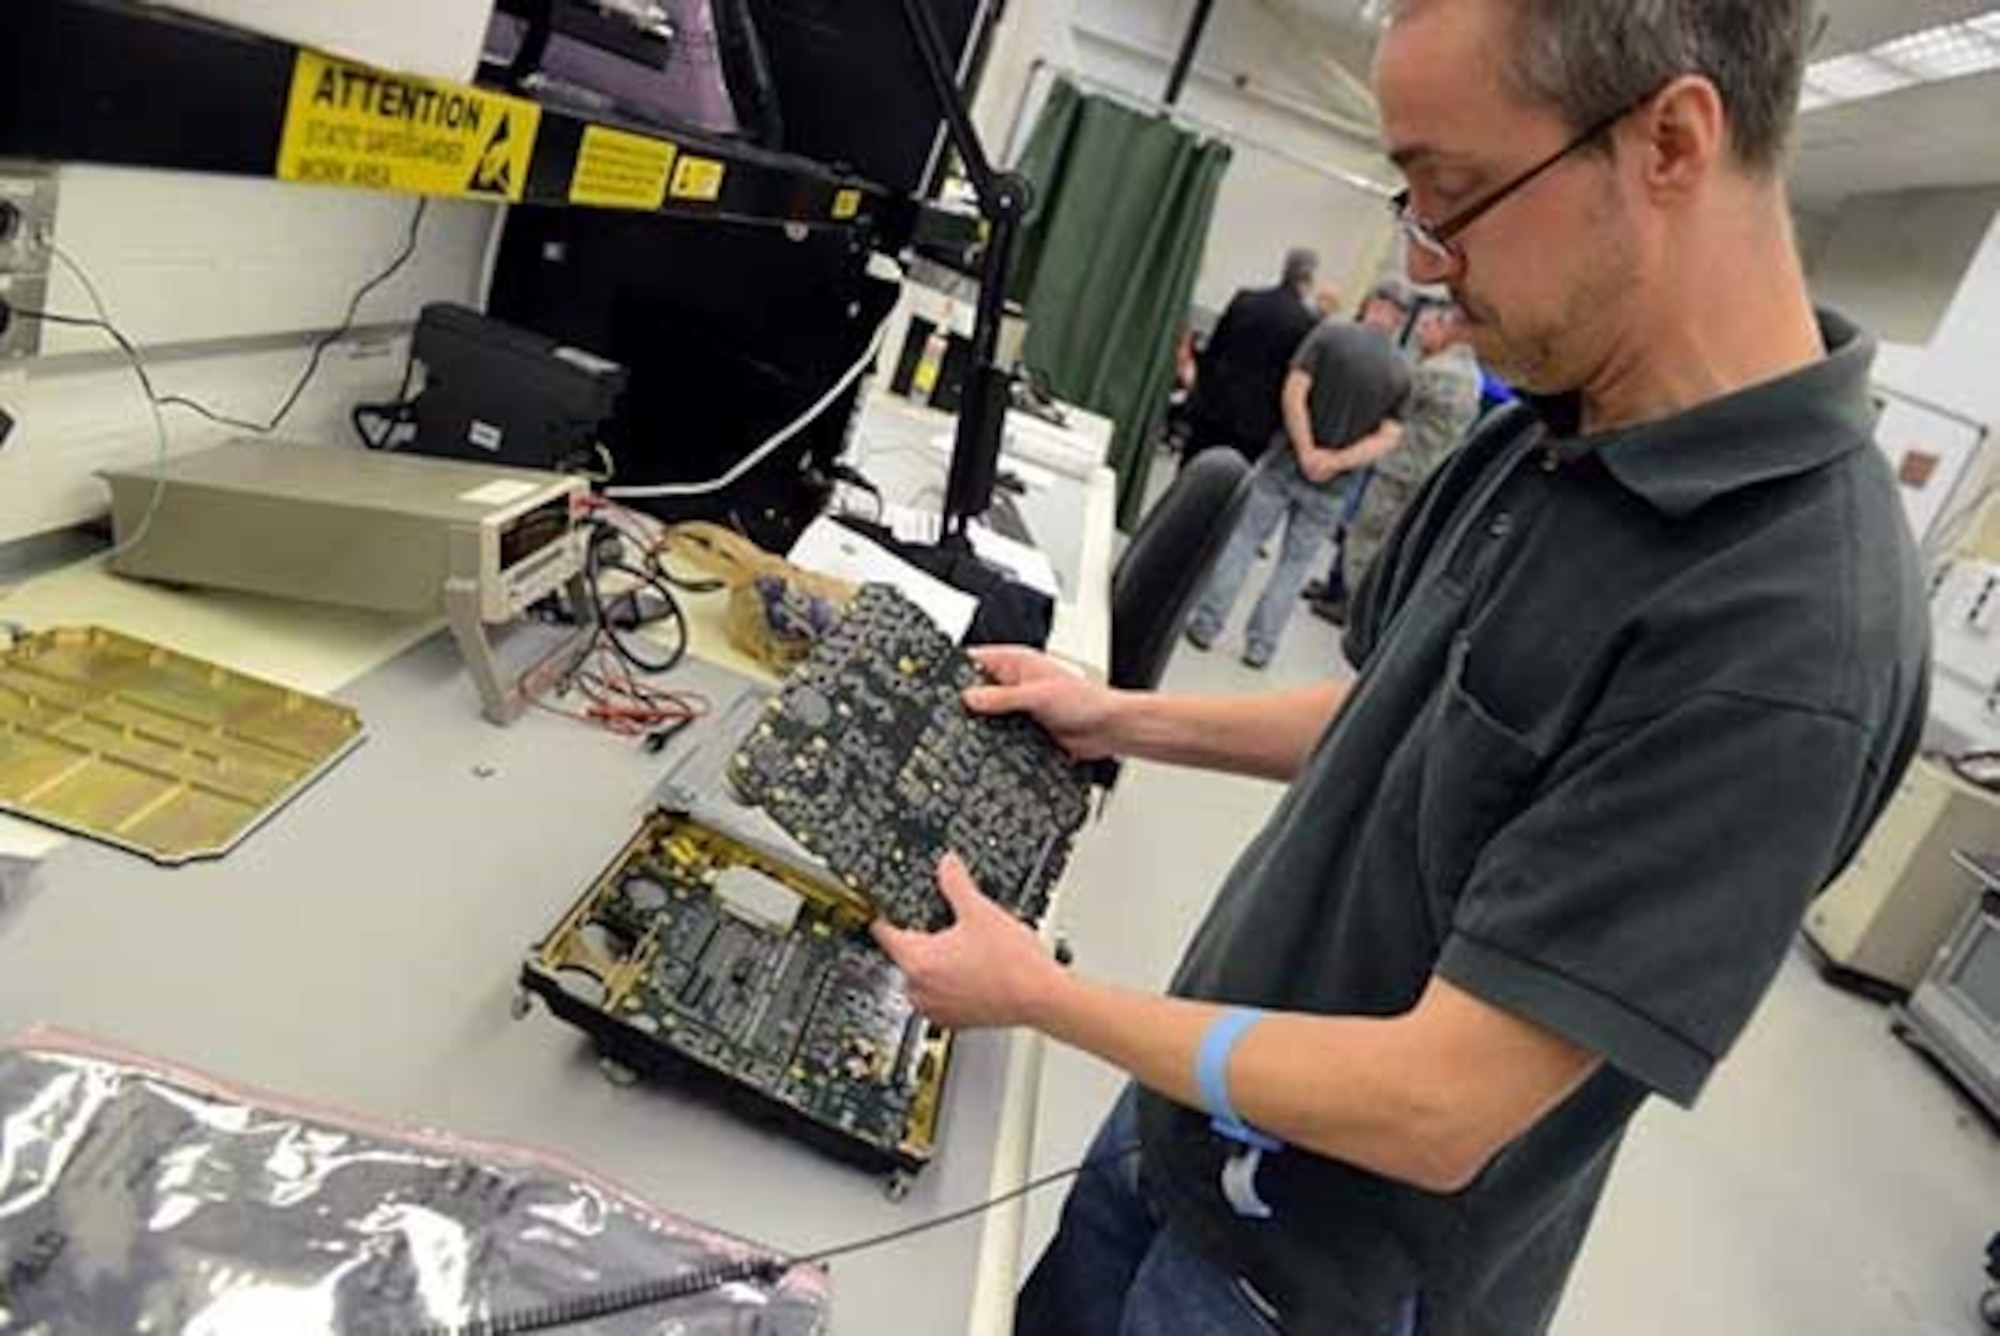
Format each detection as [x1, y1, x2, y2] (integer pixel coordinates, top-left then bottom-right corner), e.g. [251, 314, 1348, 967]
[1804, 185, 2000, 348]
[982, 0, 1395, 318]
[1854, 204, 2000, 427]
[1076, 1, 1394, 315]
[1072, 0, 1377, 125]
[972, 0, 1080, 150]
[145, 0, 492, 81]
[1922, 210, 2000, 424]
[1849, 201, 2000, 555]
[0, 167, 495, 544]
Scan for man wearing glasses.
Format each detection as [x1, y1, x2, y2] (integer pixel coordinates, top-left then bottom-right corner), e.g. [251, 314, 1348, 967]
[873, 3, 1930, 1334]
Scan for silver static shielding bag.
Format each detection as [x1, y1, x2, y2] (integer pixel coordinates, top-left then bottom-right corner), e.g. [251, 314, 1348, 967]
[0, 1029, 827, 1335]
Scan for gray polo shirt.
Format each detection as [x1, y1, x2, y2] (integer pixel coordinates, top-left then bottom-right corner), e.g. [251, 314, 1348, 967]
[1345, 343, 1485, 592]
[1275, 320, 1411, 459]
[1137, 311, 1929, 1336]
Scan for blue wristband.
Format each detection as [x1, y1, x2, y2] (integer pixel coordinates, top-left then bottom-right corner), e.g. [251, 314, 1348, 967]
[1196, 1008, 1282, 1152]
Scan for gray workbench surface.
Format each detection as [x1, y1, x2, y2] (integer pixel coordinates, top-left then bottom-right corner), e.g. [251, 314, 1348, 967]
[0, 630, 1010, 1335]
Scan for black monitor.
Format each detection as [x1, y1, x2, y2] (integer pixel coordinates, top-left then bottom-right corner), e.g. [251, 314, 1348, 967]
[750, 0, 994, 195]
[484, 2, 998, 548]
[488, 207, 899, 550]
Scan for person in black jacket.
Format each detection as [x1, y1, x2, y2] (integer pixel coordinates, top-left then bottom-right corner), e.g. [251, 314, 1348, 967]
[1184, 250, 1322, 465]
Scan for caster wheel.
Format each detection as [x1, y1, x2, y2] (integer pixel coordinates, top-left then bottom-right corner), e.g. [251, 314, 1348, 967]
[599, 1056, 639, 1088]
[1979, 1284, 2000, 1329]
[884, 1171, 914, 1203]
[510, 990, 534, 1022]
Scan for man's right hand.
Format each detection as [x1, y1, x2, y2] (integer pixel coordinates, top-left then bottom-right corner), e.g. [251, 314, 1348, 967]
[963, 646, 1124, 761]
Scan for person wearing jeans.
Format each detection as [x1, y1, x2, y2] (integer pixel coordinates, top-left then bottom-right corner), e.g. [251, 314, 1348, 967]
[1014, 1086, 1420, 1336]
[867, 5, 1928, 1334]
[1310, 303, 1487, 627]
[1184, 450, 1356, 668]
[1186, 290, 1412, 667]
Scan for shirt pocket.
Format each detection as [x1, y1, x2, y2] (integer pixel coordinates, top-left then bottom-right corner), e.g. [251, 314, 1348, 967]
[1416, 633, 1550, 901]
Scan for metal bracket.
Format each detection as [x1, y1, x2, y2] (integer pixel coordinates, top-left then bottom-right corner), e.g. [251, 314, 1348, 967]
[444, 567, 595, 726]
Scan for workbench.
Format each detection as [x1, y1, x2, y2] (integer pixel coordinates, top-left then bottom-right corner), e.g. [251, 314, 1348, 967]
[0, 403, 1117, 1334]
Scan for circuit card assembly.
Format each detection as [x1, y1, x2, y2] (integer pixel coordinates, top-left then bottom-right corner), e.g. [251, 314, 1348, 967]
[521, 587, 1090, 1176]
[727, 584, 1092, 931]
[520, 811, 950, 1175]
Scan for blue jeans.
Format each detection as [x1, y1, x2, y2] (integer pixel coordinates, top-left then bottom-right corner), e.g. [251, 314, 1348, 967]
[1015, 1090, 1419, 1336]
[1187, 452, 1347, 663]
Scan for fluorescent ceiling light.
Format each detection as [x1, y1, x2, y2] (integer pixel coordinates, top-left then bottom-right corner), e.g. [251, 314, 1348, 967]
[1807, 53, 1917, 101]
[1801, 7, 2000, 112]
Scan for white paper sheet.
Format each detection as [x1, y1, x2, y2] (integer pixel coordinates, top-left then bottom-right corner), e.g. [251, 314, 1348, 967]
[969, 526, 1062, 600]
[868, 505, 1060, 600]
[881, 502, 945, 547]
[787, 517, 978, 642]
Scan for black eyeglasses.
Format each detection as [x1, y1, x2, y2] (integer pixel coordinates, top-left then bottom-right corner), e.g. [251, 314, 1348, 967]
[1391, 93, 1654, 270]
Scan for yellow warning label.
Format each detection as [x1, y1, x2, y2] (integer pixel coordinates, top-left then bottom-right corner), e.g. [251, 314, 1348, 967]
[570, 125, 677, 210]
[831, 188, 863, 221]
[276, 50, 541, 201]
[669, 156, 727, 203]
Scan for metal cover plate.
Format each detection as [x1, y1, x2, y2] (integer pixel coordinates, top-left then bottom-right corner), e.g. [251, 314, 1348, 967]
[0, 626, 363, 862]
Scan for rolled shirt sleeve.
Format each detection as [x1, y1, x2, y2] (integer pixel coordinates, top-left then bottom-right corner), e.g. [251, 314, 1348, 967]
[1437, 690, 1874, 1106]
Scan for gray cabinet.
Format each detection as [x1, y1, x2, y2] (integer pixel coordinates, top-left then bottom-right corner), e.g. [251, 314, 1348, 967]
[1894, 852, 2000, 1123]
[1806, 757, 2000, 991]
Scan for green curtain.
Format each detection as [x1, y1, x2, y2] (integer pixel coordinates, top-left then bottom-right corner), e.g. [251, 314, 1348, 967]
[1012, 79, 1232, 529]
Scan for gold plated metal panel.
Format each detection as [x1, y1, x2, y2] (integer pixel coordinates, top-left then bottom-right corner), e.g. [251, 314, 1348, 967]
[0, 628, 364, 862]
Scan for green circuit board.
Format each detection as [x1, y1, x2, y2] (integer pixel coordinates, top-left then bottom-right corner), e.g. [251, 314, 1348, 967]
[524, 813, 948, 1168]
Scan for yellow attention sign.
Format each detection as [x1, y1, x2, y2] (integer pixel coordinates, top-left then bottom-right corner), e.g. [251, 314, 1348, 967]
[570, 125, 678, 210]
[276, 51, 542, 201]
[669, 156, 727, 203]
[830, 188, 863, 221]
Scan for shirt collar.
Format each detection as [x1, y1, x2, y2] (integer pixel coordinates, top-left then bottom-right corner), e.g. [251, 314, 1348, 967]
[1523, 310, 1878, 518]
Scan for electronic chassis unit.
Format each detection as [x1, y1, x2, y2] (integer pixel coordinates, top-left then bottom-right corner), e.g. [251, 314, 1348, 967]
[518, 587, 1091, 1182]
[100, 441, 590, 726]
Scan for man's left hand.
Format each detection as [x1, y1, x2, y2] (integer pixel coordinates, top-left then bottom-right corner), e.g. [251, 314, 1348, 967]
[870, 854, 1065, 1029]
[1300, 450, 1344, 484]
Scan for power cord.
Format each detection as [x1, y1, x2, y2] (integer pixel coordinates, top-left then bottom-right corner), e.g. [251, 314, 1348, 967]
[46, 196, 430, 436]
[588, 549, 688, 676]
[580, 498, 728, 595]
[0, 197, 426, 560]
[3, 198, 431, 560]
[826, 459, 886, 522]
[418, 1140, 1144, 1336]
[352, 338, 422, 450]
[516, 627, 707, 741]
[800, 1144, 1140, 1268]
[514, 510, 714, 741]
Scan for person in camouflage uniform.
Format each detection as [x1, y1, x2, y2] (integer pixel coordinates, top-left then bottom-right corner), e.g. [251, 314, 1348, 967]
[1324, 305, 1485, 622]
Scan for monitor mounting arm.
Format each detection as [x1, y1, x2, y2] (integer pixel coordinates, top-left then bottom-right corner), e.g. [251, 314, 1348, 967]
[895, 0, 1033, 543]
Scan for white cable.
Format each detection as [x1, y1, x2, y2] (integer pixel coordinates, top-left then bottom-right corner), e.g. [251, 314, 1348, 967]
[605, 314, 892, 501]
[105, 383, 173, 565]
